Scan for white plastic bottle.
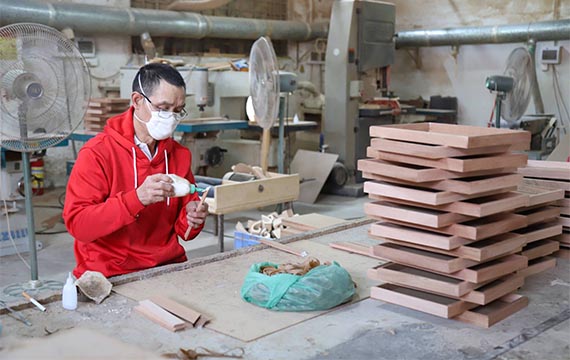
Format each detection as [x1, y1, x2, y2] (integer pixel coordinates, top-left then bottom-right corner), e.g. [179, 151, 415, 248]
[62, 272, 77, 310]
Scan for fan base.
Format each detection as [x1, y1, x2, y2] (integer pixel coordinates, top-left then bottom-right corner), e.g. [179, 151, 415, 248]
[2, 280, 62, 298]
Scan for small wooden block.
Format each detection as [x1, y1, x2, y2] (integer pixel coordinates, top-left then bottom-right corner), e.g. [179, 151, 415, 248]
[365, 201, 473, 228]
[134, 299, 187, 332]
[456, 293, 529, 328]
[149, 296, 201, 325]
[521, 239, 560, 261]
[517, 256, 556, 278]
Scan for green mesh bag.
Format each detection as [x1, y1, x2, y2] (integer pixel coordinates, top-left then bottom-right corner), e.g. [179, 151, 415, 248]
[240, 261, 356, 311]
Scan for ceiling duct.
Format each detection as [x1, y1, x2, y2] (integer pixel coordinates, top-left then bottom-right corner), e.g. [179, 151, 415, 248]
[167, 0, 233, 11]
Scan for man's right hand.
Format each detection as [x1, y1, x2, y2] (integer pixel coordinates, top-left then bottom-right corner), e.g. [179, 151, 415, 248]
[136, 174, 175, 206]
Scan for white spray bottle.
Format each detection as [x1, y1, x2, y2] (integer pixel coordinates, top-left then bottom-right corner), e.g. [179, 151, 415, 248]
[62, 272, 77, 310]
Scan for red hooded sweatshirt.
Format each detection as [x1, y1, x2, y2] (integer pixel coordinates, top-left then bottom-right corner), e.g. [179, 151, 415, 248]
[63, 107, 202, 278]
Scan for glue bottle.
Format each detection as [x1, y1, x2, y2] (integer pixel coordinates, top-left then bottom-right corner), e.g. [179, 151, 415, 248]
[62, 272, 77, 310]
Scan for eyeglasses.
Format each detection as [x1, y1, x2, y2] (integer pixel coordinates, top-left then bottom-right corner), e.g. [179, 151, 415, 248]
[139, 92, 188, 121]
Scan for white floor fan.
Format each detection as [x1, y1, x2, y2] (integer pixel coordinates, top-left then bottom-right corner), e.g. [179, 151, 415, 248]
[0, 23, 90, 295]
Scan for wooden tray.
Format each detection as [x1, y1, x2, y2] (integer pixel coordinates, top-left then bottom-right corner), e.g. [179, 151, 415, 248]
[369, 123, 530, 149]
[370, 283, 474, 319]
[369, 137, 512, 159]
[522, 178, 570, 191]
[517, 256, 556, 278]
[370, 191, 528, 218]
[514, 221, 562, 244]
[362, 171, 522, 195]
[364, 181, 470, 206]
[517, 160, 570, 181]
[368, 147, 527, 173]
[521, 239, 560, 261]
[460, 275, 524, 305]
[369, 222, 471, 250]
[516, 183, 565, 207]
[456, 294, 529, 328]
[386, 213, 527, 241]
[365, 201, 473, 228]
[372, 243, 478, 274]
[515, 206, 560, 226]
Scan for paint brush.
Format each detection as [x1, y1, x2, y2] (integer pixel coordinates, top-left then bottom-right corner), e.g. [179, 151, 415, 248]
[184, 186, 211, 239]
[22, 291, 46, 312]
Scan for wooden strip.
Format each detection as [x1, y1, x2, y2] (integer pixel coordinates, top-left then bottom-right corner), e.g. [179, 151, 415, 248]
[517, 256, 556, 278]
[370, 283, 474, 318]
[369, 222, 471, 250]
[515, 206, 560, 226]
[149, 296, 201, 325]
[362, 171, 522, 195]
[329, 242, 385, 260]
[522, 178, 570, 191]
[370, 191, 528, 218]
[372, 243, 478, 274]
[368, 148, 527, 173]
[521, 239, 560, 261]
[456, 294, 529, 328]
[514, 221, 562, 244]
[134, 300, 187, 332]
[365, 201, 473, 228]
[369, 123, 530, 149]
[369, 137, 511, 159]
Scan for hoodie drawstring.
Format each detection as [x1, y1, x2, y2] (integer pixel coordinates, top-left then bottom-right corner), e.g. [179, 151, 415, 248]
[165, 149, 170, 207]
[131, 147, 138, 189]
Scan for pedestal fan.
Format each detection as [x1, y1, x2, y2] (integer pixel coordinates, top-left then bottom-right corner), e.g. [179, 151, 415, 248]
[0, 23, 90, 294]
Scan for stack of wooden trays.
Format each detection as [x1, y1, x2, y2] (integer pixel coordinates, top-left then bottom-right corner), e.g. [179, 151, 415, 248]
[359, 122, 534, 328]
[84, 98, 130, 132]
[517, 160, 570, 259]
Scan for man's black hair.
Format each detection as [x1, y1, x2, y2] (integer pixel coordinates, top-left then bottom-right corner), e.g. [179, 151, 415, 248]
[132, 63, 186, 96]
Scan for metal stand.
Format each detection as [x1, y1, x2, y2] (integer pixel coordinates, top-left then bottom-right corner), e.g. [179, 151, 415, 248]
[495, 93, 505, 128]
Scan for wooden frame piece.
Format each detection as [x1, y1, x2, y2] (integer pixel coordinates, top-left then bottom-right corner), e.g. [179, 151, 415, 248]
[370, 283, 474, 319]
[517, 160, 570, 180]
[369, 222, 471, 250]
[367, 147, 527, 173]
[460, 275, 524, 305]
[554, 247, 570, 259]
[386, 213, 527, 241]
[558, 215, 570, 228]
[553, 231, 570, 245]
[515, 206, 560, 226]
[522, 178, 570, 192]
[364, 181, 466, 206]
[369, 122, 530, 149]
[372, 243, 477, 274]
[365, 201, 473, 228]
[362, 171, 522, 195]
[516, 183, 565, 207]
[514, 221, 562, 244]
[554, 198, 570, 207]
[521, 239, 560, 261]
[559, 206, 570, 216]
[369, 137, 512, 159]
[517, 256, 556, 278]
[456, 294, 529, 328]
[329, 241, 385, 260]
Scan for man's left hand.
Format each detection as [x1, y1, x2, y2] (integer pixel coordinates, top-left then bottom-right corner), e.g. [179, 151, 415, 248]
[186, 201, 209, 228]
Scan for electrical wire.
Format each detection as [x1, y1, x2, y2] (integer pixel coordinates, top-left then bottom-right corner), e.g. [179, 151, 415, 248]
[552, 67, 570, 133]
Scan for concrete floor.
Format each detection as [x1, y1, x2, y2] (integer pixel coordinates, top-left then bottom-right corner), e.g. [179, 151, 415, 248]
[1, 188, 569, 359]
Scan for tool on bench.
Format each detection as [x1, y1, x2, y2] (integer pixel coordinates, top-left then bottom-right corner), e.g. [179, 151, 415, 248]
[256, 238, 308, 257]
[0, 300, 32, 326]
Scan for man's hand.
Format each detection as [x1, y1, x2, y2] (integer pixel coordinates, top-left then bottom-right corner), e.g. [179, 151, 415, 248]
[186, 201, 209, 228]
[136, 174, 175, 206]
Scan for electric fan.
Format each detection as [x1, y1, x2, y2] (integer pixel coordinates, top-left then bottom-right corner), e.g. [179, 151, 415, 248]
[485, 47, 532, 128]
[249, 36, 280, 171]
[0, 23, 90, 293]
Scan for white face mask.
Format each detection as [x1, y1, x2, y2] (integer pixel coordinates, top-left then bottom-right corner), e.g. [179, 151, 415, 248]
[134, 99, 180, 140]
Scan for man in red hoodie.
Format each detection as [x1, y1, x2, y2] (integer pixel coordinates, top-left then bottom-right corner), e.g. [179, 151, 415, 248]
[63, 63, 208, 278]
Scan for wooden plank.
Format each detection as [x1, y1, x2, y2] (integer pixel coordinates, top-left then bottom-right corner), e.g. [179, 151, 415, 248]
[372, 243, 478, 274]
[517, 256, 556, 278]
[514, 221, 563, 244]
[376, 233, 525, 262]
[369, 137, 512, 159]
[515, 206, 560, 226]
[134, 300, 187, 332]
[370, 191, 528, 218]
[517, 160, 570, 180]
[370, 283, 474, 318]
[329, 242, 385, 260]
[516, 184, 565, 207]
[522, 178, 570, 191]
[385, 213, 528, 241]
[367, 263, 478, 297]
[281, 213, 347, 232]
[456, 294, 529, 328]
[369, 222, 471, 250]
[460, 275, 524, 305]
[521, 239, 560, 261]
[290, 150, 338, 204]
[369, 123, 530, 149]
[362, 171, 522, 195]
[365, 201, 474, 228]
[149, 295, 201, 325]
[368, 148, 528, 173]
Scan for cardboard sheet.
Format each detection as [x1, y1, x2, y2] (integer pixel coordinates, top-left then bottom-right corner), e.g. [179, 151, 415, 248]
[114, 240, 382, 342]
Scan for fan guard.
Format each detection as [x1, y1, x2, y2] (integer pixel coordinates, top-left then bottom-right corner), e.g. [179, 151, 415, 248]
[501, 47, 532, 123]
[249, 36, 280, 129]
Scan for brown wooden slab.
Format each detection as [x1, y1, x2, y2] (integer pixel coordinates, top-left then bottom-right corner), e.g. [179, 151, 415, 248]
[515, 206, 560, 226]
[362, 171, 522, 195]
[456, 293, 529, 328]
[521, 239, 560, 261]
[514, 221, 563, 244]
[365, 201, 473, 228]
[369, 123, 530, 149]
[369, 222, 471, 250]
[370, 191, 528, 218]
[372, 243, 478, 274]
[369, 137, 512, 159]
[368, 263, 478, 297]
[517, 160, 570, 180]
[368, 148, 527, 173]
[386, 213, 527, 241]
[517, 256, 556, 278]
[370, 283, 474, 318]
[149, 295, 201, 325]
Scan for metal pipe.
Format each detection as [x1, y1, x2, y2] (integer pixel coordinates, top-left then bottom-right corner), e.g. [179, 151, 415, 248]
[0, 0, 328, 41]
[395, 19, 570, 48]
[527, 40, 545, 114]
